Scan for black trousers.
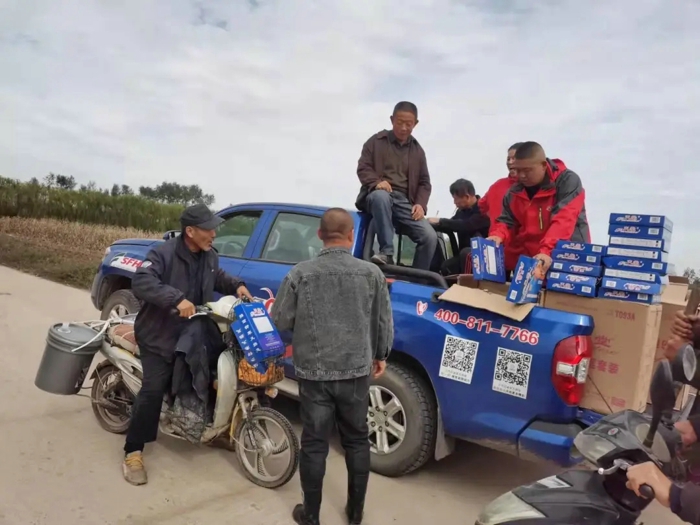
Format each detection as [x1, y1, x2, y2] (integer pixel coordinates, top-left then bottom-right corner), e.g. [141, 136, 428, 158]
[298, 375, 371, 520]
[124, 348, 174, 453]
[441, 247, 472, 276]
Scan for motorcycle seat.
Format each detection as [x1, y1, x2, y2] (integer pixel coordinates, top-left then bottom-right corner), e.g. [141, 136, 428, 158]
[108, 324, 140, 356]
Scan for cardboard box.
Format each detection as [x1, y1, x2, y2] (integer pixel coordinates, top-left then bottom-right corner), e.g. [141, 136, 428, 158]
[470, 237, 506, 283]
[605, 246, 669, 263]
[602, 256, 672, 275]
[555, 241, 606, 254]
[609, 213, 673, 232]
[440, 283, 538, 322]
[600, 277, 665, 296]
[653, 276, 689, 364]
[543, 292, 662, 414]
[607, 224, 672, 241]
[608, 235, 671, 253]
[457, 274, 511, 296]
[602, 268, 670, 285]
[597, 289, 661, 305]
[506, 255, 544, 304]
[545, 277, 597, 298]
[551, 261, 602, 277]
[551, 249, 602, 266]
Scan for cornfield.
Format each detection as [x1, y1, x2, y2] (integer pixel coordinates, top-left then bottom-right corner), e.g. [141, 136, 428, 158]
[0, 178, 183, 231]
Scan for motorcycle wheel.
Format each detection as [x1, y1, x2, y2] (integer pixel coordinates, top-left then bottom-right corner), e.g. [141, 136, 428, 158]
[90, 364, 133, 434]
[233, 406, 299, 489]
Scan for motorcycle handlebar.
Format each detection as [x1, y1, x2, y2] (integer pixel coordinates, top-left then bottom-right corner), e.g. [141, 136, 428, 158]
[169, 296, 253, 317]
[638, 483, 655, 500]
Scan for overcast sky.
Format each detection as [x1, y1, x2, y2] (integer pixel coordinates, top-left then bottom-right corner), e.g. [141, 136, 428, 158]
[1, 0, 698, 270]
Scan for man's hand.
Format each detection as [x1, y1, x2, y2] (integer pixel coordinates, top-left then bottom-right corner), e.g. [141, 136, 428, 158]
[675, 419, 699, 447]
[534, 253, 553, 279]
[372, 360, 387, 378]
[376, 181, 393, 193]
[237, 285, 254, 302]
[486, 236, 503, 247]
[428, 217, 440, 225]
[411, 204, 425, 221]
[625, 462, 672, 507]
[672, 311, 697, 341]
[176, 299, 196, 318]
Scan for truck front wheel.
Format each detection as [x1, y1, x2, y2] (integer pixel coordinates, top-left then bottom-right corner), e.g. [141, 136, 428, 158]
[368, 362, 437, 477]
[100, 289, 140, 321]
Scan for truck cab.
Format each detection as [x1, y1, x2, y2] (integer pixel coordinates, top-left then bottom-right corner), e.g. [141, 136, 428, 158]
[91, 202, 596, 477]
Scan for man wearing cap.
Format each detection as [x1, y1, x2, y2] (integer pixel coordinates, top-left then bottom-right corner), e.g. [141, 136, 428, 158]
[122, 203, 253, 485]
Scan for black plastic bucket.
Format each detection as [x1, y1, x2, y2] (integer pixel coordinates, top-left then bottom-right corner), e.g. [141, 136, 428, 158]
[34, 322, 104, 395]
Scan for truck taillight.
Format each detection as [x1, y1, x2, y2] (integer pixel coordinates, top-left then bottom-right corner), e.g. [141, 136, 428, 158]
[552, 335, 592, 406]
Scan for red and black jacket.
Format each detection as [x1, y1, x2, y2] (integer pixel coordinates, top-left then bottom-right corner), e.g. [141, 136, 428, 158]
[489, 158, 590, 265]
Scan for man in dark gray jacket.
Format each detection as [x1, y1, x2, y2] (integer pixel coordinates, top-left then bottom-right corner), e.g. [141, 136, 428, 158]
[271, 208, 394, 525]
[123, 204, 252, 486]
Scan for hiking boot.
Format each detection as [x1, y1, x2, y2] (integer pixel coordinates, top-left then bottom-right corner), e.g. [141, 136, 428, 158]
[345, 503, 363, 524]
[292, 504, 320, 525]
[371, 254, 395, 266]
[122, 451, 148, 485]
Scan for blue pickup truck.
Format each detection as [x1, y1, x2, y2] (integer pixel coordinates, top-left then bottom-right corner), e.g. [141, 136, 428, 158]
[91, 202, 599, 477]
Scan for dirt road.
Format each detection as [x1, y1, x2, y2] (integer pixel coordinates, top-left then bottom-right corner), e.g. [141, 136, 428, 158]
[0, 266, 682, 524]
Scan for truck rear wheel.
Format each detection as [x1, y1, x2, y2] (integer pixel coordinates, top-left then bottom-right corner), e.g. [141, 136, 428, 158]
[369, 362, 437, 477]
[100, 289, 140, 320]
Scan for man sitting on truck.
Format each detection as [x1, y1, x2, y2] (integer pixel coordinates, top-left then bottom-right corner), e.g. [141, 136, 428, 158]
[355, 101, 438, 270]
[487, 141, 590, 275]
[428, 178, 489, 276]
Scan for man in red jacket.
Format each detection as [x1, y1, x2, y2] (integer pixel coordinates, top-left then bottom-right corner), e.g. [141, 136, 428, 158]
[488, 141, 590, 275]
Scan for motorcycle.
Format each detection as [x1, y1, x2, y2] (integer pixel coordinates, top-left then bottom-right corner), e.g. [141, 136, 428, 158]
[87, 295, 300, 489]
[476, 342, 700, 525]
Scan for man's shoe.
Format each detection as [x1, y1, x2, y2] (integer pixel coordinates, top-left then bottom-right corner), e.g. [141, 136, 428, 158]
[371, 254, 395, 266]
[122, 451, 148, 485]
[345, 503, 363, 524]
[292, 504, 320, 525]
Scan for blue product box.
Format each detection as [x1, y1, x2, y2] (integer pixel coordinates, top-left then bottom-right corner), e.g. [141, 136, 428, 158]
[554, 241, 606, 254]
[506, 255, 543, 304]
[608, 235, 671, 253]
[231, 303, 286, 373]
[602, 256, 672, 274]
[609, 213, 673, 232]
[607, 224, 672, 241]
[599, 277, 665, 296]
[470, 237, 506, 283]
[545, 278, 597, 298]
[547, 271, 598, 288]
[604, 246, 669, 263]
[602, 268, 670, 285]
[596, 288, 661, 305]
[551, 249, 602, 266]
[550, 261, 602, 277]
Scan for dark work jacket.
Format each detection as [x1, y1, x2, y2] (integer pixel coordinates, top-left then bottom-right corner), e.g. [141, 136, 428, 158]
[437, 200, 490, 249]
[669, 416, 700, 524]
[132, 237, 245, 357]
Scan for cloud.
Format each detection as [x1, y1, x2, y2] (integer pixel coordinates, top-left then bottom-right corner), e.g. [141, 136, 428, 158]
[0, 0, 698, 269]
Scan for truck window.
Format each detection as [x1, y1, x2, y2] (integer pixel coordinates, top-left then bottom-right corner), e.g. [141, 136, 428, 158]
[371, 235, 418, 266]
[261, 212, 323, 264]
[213, 211, 262, 257]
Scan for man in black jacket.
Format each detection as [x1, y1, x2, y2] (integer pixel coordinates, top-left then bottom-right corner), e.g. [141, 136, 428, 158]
[428, 178, 490, 276]
[122, 204, 252, 486]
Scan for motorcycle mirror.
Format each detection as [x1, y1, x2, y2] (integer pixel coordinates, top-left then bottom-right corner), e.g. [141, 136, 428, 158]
[671, 343, 698, 385]
[644, 359, 676, 448]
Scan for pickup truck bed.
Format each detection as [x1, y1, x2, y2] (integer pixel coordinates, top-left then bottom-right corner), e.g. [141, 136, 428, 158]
[91, 202, 597, 477]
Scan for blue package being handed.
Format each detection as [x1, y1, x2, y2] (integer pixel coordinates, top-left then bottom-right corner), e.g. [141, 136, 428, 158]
[506, 255, 543, 304]
[470, 237, 506, 283]
[231, 303, 286, 374]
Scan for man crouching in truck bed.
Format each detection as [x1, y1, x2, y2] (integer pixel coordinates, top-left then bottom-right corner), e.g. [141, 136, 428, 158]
[487, 141, 590, 276]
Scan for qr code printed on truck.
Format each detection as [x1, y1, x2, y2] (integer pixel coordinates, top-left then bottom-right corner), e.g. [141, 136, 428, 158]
[438, 335, 479, 385]
[492, 347, 532, 399]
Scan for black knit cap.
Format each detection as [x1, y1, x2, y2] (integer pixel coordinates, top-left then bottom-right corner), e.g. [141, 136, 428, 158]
[180, 203, 223, 230]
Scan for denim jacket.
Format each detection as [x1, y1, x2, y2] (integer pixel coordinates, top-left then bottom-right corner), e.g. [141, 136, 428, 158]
[271, 247, 394, 381]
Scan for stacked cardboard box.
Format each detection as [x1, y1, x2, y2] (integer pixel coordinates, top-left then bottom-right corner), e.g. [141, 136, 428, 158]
[599, 214, 674, 304]
[546, 241, 605, 298]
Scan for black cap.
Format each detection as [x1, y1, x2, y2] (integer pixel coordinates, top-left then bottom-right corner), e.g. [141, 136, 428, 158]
[180, 203, 223, 230]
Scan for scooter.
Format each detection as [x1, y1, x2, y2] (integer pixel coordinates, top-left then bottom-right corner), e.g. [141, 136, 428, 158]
[88, 295, 300, 489]
[475, 342, 699, 525]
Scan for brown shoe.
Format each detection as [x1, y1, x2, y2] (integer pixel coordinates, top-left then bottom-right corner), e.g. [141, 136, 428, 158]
[122, 451, 148, 485]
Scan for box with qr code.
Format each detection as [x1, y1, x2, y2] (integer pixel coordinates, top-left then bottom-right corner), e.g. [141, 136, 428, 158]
[545, 278, 597, 298]
[550, 260, 602, 277]
[602, 256, 673, 275]
[602, 268, 670, 285]
[608, 235, 671, 254]
[596, 289, 661, 305]
[554, 240, 606, 254]
[551, 249, 602, 266]
[600, 277, 665, 296]
[470, 237, 506, 283]
[607, 224, 672, 241]
[604, 246, 669, 263]
[609, 213, 673, 232]
[506, 255, 543, 304]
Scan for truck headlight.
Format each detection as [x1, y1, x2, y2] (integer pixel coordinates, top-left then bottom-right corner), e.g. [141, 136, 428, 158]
[476, 491, 545, 525]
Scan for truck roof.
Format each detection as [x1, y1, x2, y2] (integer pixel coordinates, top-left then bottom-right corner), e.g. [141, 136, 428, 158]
[218, 202, 361, 216]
